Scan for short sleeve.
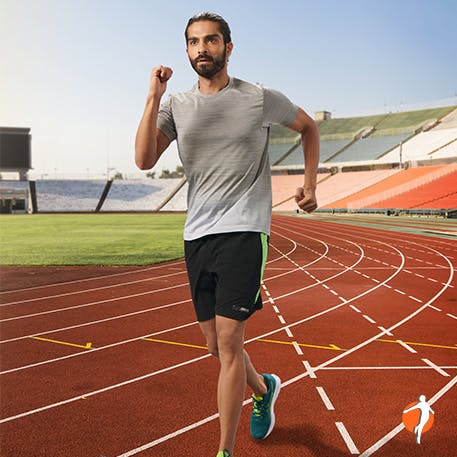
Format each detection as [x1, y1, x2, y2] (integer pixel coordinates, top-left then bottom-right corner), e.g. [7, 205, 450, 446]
[263, 88, 298, 126]
[157, 96, 177, 141]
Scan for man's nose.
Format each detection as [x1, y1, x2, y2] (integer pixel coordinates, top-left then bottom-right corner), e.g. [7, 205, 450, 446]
[197, 43, 209, 54]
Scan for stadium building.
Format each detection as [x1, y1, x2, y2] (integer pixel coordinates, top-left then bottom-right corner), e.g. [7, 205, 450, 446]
[1, 104, 456, 216]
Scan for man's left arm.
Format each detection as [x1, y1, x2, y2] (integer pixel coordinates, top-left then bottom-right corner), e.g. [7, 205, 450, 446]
[287, 108, 320, 212]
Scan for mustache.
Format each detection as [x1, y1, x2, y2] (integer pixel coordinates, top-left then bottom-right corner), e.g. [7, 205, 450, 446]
[195, 55, 213, 63]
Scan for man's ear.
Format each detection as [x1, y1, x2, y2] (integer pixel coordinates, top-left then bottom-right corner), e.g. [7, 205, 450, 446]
[226, 42, 233, 61]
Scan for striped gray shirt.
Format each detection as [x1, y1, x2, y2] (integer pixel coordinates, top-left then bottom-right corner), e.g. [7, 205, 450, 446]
[158, 77, 298, 240]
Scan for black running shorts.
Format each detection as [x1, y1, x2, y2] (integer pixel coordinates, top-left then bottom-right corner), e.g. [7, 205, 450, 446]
[184, 232, 269, 322]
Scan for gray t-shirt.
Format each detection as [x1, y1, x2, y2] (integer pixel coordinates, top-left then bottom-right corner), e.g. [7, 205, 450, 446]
[157, 77, 298, 240]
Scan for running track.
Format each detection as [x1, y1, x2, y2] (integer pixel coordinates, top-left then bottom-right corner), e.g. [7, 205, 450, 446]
[0, 214, 456, 456]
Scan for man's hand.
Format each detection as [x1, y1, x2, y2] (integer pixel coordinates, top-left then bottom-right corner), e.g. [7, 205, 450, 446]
[295, 187, 318, 213]
[148, 65, 173, 99]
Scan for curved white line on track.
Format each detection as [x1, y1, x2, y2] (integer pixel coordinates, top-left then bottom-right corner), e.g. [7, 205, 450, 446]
[0, 221, 390, 372]
[1, 319, 198, 375]
[1, 216, 453, 457]
[0, 270, 188, 307]
[0, 260, 186, 294]
[114, 237, 454, 457]
[0, 224, 407, 422]
[0, 281, 190, 323]
[0, 297, 192, 346]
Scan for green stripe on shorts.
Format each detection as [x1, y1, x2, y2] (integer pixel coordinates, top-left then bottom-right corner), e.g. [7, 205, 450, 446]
[255, 233, 269, 303]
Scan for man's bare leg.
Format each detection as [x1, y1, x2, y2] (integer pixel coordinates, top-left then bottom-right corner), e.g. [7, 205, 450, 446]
[199, 317, 267, 453]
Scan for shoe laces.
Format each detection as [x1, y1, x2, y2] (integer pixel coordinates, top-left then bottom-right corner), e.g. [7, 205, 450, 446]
[252, 395, 267, 417]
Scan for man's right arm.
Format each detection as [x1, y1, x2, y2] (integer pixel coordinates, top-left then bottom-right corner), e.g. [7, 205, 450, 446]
[135, 66, 173, 170]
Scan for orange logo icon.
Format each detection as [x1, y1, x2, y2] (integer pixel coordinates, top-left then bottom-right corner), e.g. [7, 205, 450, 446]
[402, 395, 435, 444]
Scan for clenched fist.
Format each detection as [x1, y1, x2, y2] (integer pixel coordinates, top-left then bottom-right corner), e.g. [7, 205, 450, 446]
[295, 187, 318, 213]
[148, 65, 173, 99]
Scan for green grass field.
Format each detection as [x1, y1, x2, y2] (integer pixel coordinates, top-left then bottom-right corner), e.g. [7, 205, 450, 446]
[0, 213, 186, 266]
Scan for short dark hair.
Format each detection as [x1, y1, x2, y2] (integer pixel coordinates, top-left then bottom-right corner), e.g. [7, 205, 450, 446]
[185, 12, 232, 44]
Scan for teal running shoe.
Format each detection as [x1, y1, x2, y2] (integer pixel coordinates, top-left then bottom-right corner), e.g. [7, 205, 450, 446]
[216, 450, 231, 457]
[250, 373, 281, 439]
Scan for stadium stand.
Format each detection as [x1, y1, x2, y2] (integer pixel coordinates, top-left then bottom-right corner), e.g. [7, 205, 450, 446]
[366, 169, 457, 209]
[6, 105, 453, 216]
[316, 169, 401, 209]
[160, 181, 188, 211]
[325, 165, 456, 209]
[35, 180, 107, 212]
[271, 173, 331, 211]
[276, 139, 350, 165]
[101, 179, 183, 212]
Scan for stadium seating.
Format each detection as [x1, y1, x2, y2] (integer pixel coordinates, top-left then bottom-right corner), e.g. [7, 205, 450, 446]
[35, 180, 106, 212]
[317, 169, 401, 208]
[271, 173, 331, 211]
[160, 181, 188, 211]
[101, 179, 183, 212]
[367, 169, 457, 209]
[332, 134, 411, 162]
[326, 165, 456, 209]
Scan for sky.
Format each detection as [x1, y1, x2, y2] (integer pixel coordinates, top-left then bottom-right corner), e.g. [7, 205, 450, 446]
[1, 0, 456, 178]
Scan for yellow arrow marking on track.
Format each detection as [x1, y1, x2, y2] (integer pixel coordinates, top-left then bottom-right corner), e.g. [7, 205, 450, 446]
[259, 338, 343, 351]
[31, 336, 92, 349]
[142, 338, 207, 350]
[378, 339, 457, 350]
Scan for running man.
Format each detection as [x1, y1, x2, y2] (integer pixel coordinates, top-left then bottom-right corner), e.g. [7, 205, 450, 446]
[135, 12, 319, 457]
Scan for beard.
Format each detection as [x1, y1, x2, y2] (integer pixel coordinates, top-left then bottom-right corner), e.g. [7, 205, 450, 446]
[190, 46, 227, 78]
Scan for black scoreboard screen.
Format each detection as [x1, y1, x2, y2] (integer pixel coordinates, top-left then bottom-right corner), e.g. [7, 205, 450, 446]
[0, 129, 31, 170]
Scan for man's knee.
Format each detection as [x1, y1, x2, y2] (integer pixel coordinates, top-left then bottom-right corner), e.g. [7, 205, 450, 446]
[207, 343, 219, 358]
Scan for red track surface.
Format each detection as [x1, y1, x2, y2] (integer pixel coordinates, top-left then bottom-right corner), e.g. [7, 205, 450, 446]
[1, 215, 456, 456]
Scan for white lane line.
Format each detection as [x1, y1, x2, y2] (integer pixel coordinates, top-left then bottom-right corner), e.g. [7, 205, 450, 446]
[265, 290, 271, 297]
[378, 326, 393, 336]
[409, 295, 423, 303]
[316, 386, 335, 410]
[278, 315, 286, 325]
[428, 305, 442, 311]
[359, 374, 457, 456]
[0, 260, 185, 295]
[394, 289, 406, 295]
[285, 327, 294, 338]
[292, 341, 304, 356]
[363, 314, 376, 324]
[1, 320, 198, 375]
[446, 313, 457, 320]
[329, 289, 339, 296]
[272, 305, 279, 313]
[422, 358, 450, 377]
[0, 282, 189, 323]
[335, 422, 359, 454]
[0, 271, 188, 307]
[1, 298, 192, 345]
[7, 257, 448, 440]
[3, 220, 452, 429]
[302, 360, 316, 379]
[116, 410, 221, 457]
[0, 351, 212, 424]
[349, 305, 361, 313]
[396, 340, 417, 354]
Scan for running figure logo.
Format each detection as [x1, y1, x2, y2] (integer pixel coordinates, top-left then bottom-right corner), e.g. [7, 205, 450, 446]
[402, 395, 435, 444]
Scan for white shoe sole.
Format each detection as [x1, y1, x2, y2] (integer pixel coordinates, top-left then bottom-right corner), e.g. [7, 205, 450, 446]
[262, 374, 281, 439]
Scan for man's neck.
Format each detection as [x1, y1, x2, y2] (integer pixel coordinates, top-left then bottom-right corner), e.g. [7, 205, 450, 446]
[198, 72, 230, 94]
